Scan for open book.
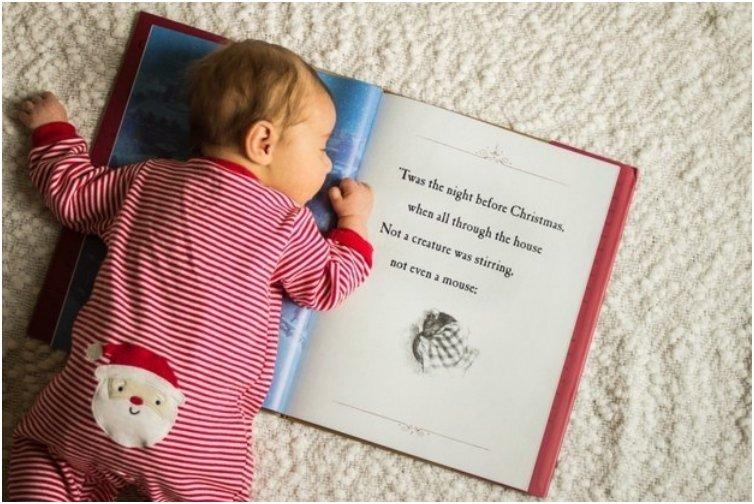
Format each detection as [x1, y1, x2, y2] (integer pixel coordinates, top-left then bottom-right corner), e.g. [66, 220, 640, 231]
[27, 11, 638, 497]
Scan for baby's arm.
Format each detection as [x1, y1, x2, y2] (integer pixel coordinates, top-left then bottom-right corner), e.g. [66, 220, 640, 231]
[273, 180, 374, 311]
[17, 92, 144, 238]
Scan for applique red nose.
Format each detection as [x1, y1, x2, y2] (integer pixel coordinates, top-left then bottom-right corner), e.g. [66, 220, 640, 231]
[130, 396, 143, 405]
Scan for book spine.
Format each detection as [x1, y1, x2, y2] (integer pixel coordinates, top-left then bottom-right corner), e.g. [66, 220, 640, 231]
[527, 143, 639, 497]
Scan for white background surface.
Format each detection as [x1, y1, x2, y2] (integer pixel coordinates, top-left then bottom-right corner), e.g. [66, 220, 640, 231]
[2, 3, 751, 501]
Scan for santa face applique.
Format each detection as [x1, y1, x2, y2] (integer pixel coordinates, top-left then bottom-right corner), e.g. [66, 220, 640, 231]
[86, 342, 185, 448]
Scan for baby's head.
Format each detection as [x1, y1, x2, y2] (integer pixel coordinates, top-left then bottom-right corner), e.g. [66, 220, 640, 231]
[186, 40, 336, 204]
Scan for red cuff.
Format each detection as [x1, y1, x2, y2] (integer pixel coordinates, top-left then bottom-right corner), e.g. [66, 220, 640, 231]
[326, 227, 373, 268]
[31, 121, 78, 147]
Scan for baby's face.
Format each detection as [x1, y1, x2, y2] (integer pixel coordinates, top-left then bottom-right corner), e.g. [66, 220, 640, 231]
[269, 89, 336, 205]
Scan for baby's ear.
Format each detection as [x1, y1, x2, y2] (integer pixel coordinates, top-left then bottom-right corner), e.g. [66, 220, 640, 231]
[244, 120, 278, 165]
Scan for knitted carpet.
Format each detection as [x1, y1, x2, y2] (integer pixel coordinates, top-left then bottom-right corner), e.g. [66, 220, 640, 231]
[2, 3, 751, 501]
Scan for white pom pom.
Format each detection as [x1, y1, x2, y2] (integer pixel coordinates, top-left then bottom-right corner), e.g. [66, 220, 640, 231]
[86, 342, 104, 362]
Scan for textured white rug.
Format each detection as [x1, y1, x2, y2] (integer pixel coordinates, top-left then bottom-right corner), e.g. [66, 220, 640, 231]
[2, 2, 751, 501]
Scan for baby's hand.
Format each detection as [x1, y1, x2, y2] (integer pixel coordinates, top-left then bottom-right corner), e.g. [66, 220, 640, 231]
[16, 91, 69, 130]
[329, 178, 373, 239]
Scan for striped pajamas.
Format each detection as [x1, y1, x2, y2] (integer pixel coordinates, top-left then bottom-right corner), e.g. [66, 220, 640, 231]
[9, 122, 373, 501]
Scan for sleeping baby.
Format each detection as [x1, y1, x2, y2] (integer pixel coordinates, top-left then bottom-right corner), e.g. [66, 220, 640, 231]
[9, 39, 374, 501]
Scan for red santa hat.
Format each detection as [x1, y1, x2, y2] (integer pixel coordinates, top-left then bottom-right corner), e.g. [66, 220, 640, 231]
[87, 342, 184, 403]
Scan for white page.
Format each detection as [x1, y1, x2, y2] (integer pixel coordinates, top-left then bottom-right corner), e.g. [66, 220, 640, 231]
[284, 93, 619, 490]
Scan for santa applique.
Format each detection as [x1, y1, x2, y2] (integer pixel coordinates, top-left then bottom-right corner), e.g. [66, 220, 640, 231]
[86, 342, 185, 448]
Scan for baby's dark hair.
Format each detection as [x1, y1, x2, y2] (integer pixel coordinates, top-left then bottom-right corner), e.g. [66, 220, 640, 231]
[185, 39, 333, 152]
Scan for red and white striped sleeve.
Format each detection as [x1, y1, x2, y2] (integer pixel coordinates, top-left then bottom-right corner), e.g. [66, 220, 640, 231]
[272, 205, 374, 311]
[28, 121, 144, 239]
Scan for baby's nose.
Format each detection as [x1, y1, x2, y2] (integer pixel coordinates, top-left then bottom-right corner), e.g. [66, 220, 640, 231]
[130, 396, 143, 405]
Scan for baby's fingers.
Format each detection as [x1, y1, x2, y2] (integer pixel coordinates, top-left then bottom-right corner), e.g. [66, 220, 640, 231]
[16, 109, 32, 128]
[328, 185, 343, 203]
[339, 178, 358, 192]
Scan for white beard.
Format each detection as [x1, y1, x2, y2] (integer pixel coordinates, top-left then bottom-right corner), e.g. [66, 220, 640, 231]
[91, 384, 175, 448]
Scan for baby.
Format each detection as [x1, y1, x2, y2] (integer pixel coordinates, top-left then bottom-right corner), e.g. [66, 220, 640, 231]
[9, 40, 374, 501]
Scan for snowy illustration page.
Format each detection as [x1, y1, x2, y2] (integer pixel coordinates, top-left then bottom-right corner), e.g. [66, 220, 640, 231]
[281, 93, 620, 492]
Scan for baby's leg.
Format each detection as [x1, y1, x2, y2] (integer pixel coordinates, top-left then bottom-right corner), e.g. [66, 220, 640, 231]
[6, 437, 122, 501]
[7, 437, 82, 501]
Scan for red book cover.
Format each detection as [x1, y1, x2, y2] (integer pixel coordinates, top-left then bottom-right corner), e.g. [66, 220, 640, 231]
[527, 145, 639, 496]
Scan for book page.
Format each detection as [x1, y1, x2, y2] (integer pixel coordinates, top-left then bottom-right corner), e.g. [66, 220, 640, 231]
[284, 93, 619, 490]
